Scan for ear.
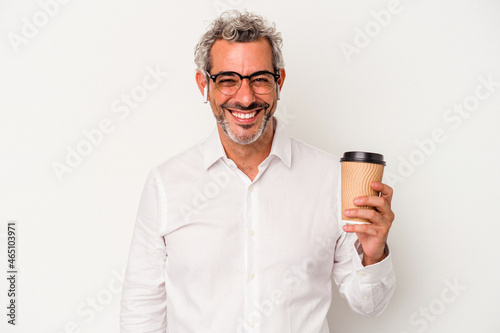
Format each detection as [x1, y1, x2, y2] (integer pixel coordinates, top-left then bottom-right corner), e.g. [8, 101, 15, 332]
[275, 68, 286, 100]
[196, 71, 209, 100]
[277, 68, 286, 91]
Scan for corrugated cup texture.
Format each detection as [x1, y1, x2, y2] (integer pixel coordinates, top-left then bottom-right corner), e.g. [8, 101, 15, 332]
[341, 161, 384, 223]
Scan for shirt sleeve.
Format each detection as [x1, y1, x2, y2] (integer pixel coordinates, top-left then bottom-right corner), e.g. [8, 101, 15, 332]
[120, 169, 168, 332]
[332, 231, 395, 317]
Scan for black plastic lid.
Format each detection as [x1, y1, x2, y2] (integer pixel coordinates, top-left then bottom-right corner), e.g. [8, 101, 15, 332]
[340, 151, 386, 165]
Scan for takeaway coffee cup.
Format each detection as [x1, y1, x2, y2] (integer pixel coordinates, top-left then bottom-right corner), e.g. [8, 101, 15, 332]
[340, 151, 386, 224]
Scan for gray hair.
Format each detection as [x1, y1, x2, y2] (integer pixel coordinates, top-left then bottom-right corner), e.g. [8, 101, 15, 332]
[194, 10, 285, 73]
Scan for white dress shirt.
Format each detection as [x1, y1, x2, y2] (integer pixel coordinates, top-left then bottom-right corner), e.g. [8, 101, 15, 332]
[120, 117, 395, 333]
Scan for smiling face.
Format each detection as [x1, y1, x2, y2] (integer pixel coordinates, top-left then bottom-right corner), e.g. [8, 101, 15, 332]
[205, 38, 283, 145]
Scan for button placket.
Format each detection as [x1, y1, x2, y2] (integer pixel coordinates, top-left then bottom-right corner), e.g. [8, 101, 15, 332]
[244, 181, 260, 332]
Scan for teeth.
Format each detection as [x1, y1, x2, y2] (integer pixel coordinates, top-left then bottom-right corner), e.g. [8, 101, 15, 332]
[231, 111, 257, 119]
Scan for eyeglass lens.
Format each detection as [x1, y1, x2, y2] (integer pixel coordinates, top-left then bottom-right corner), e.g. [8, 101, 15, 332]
[215, 72, 276, 95]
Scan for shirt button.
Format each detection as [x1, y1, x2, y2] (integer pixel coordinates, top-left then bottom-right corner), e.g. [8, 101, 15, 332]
[249, 185, 254, 192]
[249, 273, 255, 280]
[249, 230, 255, 236]
[359, 271, 367, 276]
[249, 320, 255, 327]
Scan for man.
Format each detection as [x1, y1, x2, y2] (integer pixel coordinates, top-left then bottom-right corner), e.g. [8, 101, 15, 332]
[120, 11, 395, 333]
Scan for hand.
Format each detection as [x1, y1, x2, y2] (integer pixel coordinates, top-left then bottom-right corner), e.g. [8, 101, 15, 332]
[342, 181, 395, 266]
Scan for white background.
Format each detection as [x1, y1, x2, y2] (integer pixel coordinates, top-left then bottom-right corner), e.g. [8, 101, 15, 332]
[1, 0, 499, 332]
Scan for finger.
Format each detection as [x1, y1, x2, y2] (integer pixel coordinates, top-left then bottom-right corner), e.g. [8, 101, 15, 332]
[342, 223, 379, 236]
[344, 208, 384, 224]
[353, 196, 391, 215]
[371, 182, 393, 205]
[345, 205, 395, 226]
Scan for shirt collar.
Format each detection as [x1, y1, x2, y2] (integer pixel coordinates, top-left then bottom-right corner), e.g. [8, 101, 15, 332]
[203, 126, 226, 170]
[203, 116, 292, 170]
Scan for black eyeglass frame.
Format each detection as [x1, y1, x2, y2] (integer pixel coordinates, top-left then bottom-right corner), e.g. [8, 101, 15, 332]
[206, 70, 281, 95]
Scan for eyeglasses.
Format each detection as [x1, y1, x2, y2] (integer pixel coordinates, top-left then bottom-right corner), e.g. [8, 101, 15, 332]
[206, 70, 280, 96]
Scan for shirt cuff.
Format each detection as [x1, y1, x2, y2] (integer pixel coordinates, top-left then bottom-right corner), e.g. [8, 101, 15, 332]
[352, 240, 393, 284]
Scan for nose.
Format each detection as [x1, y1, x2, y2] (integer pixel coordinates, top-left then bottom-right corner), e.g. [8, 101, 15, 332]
[232, 78, 256, 107]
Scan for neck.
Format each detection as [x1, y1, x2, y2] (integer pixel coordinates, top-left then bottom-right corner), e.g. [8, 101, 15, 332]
[218, 117, 276, 181]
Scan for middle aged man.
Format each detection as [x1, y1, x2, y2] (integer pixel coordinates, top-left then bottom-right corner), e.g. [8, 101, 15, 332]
[121, 10, 395, 333]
